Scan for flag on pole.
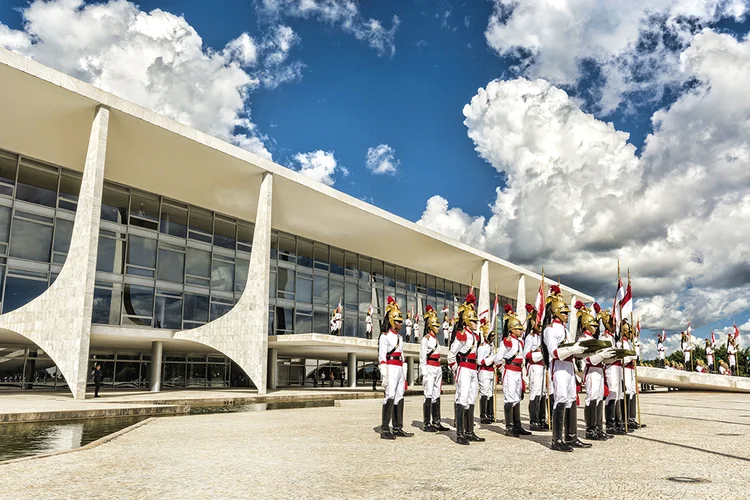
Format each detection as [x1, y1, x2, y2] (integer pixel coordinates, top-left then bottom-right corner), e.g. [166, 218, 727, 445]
[441, 305, 449, 314]
[534, 280, 545, 326]
[734, 324, 741, 343]
[686, 321, 691, 339]
[660, 329, 666, 343]
[621, 279, 632, 319]
[613, 277, 625, 335]
[636, 318, 641, 337]
[490, 294, 500, 332]
[711, 330, 715, 345]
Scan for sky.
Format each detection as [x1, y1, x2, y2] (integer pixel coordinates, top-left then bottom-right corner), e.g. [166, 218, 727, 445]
[1, 0, 750, 358]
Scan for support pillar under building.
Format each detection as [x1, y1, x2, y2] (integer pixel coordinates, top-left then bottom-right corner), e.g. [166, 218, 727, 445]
[267, 348, 278, 390]
[150, 341, 163, 392]
[348, 352, 357, 388]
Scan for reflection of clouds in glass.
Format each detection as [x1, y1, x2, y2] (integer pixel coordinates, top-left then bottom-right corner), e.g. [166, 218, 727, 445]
[211, 260, 235, 292]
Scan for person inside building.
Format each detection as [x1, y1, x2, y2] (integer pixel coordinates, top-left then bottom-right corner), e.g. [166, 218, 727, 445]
[420, 305, 449, 432]
[447, 291, 484, 445]
[378, 296, 413, 440]
[476, 317, 496, 424]
[523, 303, 548, 431]
[494, 305, 532, 437]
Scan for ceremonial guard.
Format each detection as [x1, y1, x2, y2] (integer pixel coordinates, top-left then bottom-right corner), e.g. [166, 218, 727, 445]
[657, 336, 666, 368]
[681, 332, 691, 365]
[330, 307, 342, 336]
[447, 291, 484, 445]
[705, 338, 714, 373]
[419, 305, 449, 432]
[378, 296, 413, 440]
[494, 305, 532, 437]
[442, 314, 451, 346]
[576, 302, 614, 441]
[477, 318, 496, 424]
[365, 306, 373, 339]
[621, 321, 639, 430]
[543, 293, 589, 451]
[728, 336, 738, 376]
[596, 304, 626, 435]
[523, 304, 548, 431]
[404, 312, 413, 343]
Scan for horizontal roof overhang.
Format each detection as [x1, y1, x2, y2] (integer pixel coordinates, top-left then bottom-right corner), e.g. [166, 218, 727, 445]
[0, 48, 593, 304]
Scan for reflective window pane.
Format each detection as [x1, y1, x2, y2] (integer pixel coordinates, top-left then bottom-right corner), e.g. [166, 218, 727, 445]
[160, 203, 187, 238]
[235, 258, 249, 292]
[296, 311, 312, 334]
[53, 218, 73, 254]
[9, 218, 53, 262]
[238, 224, 253, 250]
[58, 173, 81, 211]
[96, 236, 125, 274]
[213, 218, 236, 249]
[275, 306, 293, 333]
[330, 249, 344, 275]
[296, 275, 312, 304]
[92, 287, 122, 325]
[3, 276, 47, 313]
[184, 293, 209, 323]
[0, 206, 11, 243]
[278, 235, 296, 262]
[122, 285, 154, 322]
[185, 247, 211, 278]
[210, 300, 233, 320]
[127, 235, 157, 269]
[129, 190, 159, 227]
[155, 295, 183, 329]
[297, 239, 313, 268]
[188, 208, 212, 242]
[277, 268, 294, 298]
[329, 279, 343, 308]
[101, 183, 129, 223]
[157, 247, 185, 283]
[313, 311, 328, 334]
[211, 259, 234, 292]
[313, 275, 327, 305]
[16, 162, 58, 207]
[0, 151, 17, 187]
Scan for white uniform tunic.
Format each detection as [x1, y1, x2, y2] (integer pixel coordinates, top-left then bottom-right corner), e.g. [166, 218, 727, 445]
[581, 332, 605, 405]
[728, 344, 737, 368]
[657, 342, 666, 361]
[706, 345, 714, 367]
[622, 338, 636, 396]
[378, 329, 406, 404]
[476, 341, 495, 397]
[523, 332, 545, 399]
[442, 321, 450, 345]
[448, 327, 479, 407]
[494, 335, 524, 404]
[404, 318, 413, 341]
[365, 314, 372, 336]
[601, 331, 623, 403]
[682, 338, 691, 363]
[544, 319, 576, 409]
[420, 333, 442, 401]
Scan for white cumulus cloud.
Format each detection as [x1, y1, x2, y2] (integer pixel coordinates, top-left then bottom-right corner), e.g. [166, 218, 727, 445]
[292, 150, 347, 186]
[365, 144, 400, 175]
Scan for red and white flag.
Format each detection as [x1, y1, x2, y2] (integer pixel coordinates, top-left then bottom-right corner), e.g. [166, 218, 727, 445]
[660, 329, 666, 343]
[534, 280, 546, 326]
[711, 330, 716, 345]
[636, 319, 641, 337]
[441, 305, 449, 314]
[490, 294, 500, 332]
[621, 280, 632, 319]
[686, 321, 692, 338]
[734, 324, 741, 343]
[613, 277, 625, 335]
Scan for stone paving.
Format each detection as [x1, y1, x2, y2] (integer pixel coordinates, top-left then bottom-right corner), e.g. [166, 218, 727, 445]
[1, 391, 749, 499]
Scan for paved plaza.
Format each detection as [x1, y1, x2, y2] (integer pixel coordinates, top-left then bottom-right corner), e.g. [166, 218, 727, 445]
[1, 390, 749, 499]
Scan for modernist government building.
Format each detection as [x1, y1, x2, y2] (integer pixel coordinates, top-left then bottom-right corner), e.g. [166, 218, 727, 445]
[0, 49, 592, 398]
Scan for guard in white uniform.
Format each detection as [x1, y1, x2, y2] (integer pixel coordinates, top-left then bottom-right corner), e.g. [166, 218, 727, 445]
[420, 305, 449, 432]
[543, 294, 590, 452]
[681, 332, 691, 364]
[378, 296, 413, 440]
[523, 303, 548, 431]
[330, 308, 342, 336]
[494, 306, 532, 437]
[576, 302, 615, 441]
[705, 339, 714, 373]
[477, 317, 496, 424]
[728, 337, 738, 376]
[365, 308, 373, 339]
[621, 321, 639, 430]
[657, 338, 666, 368]
[441, 315, 451, 346]
[447, 291, 484, 445]
[404, 313, 413, 343]
[596, 304, 626, 435]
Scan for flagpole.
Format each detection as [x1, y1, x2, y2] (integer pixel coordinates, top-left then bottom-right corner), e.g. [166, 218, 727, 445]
[541, 267, 551, 429]
[493, 285, 498, 423]
[630, 269, 642, 427]
[619, 260, 629, 434]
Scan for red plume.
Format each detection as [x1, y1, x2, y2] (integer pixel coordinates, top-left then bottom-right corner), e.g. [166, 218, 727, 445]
[593, 303, 601, 314]
[550, 284, 561, 295]
[480, 317, 487, 325]
[575, 300, 584, 310]
[387, 296, 395, 305]
[465, 291, 476, 305]
[504, 304, 513, 313]
[426, 305, 434, 312]
[525, 303, 535, 313]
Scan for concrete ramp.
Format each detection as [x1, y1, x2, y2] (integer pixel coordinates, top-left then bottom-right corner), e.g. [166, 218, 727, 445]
[638, 366, 750, 393]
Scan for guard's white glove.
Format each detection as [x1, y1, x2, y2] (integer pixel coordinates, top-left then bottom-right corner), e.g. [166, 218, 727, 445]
[624, 356, 635, 365]
[556, 343, 586, 361]
[380, 364, 389, 390]
[531, 351, 544, 363]
[589, 348, 615, 365]
[601, 347, 616, 359]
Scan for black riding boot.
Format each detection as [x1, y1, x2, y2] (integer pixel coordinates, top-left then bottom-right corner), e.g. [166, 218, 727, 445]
[606, 400, 624, 435]
[628, 395, 640, 429]
[529, 397, 539, 430]
[393, 400, 413, 437]
[538, 396, 550, 430]
[565, 405, 592, 448]
[584, 403, 599, 440]
[616, 398, 631, 433]
[504, 402, 518, 437]
[487, 396, 495, 423]
[513, 403, 532, 435]
[423, 399, 436, 432]
[479, 395, 490, 424]
[466, 404, 485, 442]
[597, 400, 611, 439]
[550, 404, 572, 452]
[431, 398, 450, 431]
[381, 398, 396, 440]
[455, 404, 468, 445]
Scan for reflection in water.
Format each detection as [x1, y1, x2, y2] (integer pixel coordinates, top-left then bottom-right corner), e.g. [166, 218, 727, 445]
[0, 416, 146, 462]
[188, 399, 335, 414]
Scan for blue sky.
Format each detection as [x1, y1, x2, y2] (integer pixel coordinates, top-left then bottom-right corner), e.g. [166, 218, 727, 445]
[1, 0, 750, 356]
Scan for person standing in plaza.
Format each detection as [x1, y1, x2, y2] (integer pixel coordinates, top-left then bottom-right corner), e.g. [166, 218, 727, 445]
[419, 305, 449, 432]
[728, 336, 738, 376]
[597, 304, 626, 435]
[476, 317, 496, 424]
[657, 332, 666, 368]
[621, 321, 639, 430]
[706, 338, 715, 373]
[681, 332, 692, 367]
[378, 296, 413, 440]
[576, 302, 614, 441]
[523, 303, 548, 431]
[494, 305, 532, 437]
[543, 291, 589, 452]
[93, 363, 103, 398]
[447, 291, 484, 445]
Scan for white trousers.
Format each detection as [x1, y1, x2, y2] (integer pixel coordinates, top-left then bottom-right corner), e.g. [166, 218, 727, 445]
[383, 363, 406, 404]
[624, 367, 636, 395]
[605, 364, 623, 402]
[585, 366, 605, 405]
[729, 355, 736, 367]
[684, 351, 691, 363]
[422, 365, 442, 401]
[707, 355, 714, 366]
[502, 368, 523, 404]
[551, 360, 576, 409]
[454, 365, 478, 407]
[528, 364, 545, 399]
[478, 370, 494, 397]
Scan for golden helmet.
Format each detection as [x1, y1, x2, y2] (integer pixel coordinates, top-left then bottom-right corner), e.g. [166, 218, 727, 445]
[424, 305, 440, 332]
[621, 321, 633, 338]
[548, 295, 570, 322]
[575, 301, 598, 334]
[458, 291, 478, 325]
[384, 296, 403, 330]
[479, 317, 491, 339]
[593, 303, 612, 331]
[502, 304, 524, 335]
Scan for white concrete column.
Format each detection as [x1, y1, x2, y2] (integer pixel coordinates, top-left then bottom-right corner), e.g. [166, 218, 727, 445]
[174, 172, 273, 394]
[478, 260, 490, 323]
[406, 357, 415, 386]
[267, 348, 278, 390]
[0, 105, 109, 399]
[516, 275, 527, 324]
[347, 352, 357, 388]
[568, 294, 578, 342]
[149, 341, 163, 392]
